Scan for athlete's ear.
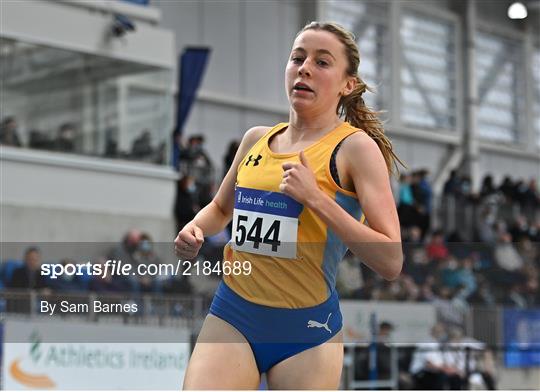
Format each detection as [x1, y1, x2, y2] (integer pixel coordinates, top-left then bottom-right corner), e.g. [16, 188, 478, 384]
[342, 76, 357, 97]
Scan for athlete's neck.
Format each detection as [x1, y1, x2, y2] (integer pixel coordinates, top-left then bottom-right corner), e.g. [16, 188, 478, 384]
[288, 111, 342, 141]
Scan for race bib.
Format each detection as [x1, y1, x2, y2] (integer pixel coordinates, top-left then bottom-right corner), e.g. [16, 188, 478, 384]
[231, 187, 303, 259]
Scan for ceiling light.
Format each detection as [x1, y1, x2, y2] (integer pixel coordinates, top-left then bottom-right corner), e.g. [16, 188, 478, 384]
[508, 2, 528, 19]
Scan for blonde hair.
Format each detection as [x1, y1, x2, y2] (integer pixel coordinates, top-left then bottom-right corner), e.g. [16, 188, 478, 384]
[298, 21, 404, 176]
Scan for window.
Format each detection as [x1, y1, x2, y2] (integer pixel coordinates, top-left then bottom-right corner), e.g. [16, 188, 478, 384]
[400, 11, 457, 130]
[476, 32, 525, 143]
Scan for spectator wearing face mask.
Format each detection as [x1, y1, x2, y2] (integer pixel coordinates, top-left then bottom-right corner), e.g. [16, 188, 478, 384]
[174, 174, 199, 234]
[133, 232, 162, 293]
[185, 135, 214, 207]
[55, 122, 77, 152]
[107, 229, 142, 292]
[0, 116, 22, 147]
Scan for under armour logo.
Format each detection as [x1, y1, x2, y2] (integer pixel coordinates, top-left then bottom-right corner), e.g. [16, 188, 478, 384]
[307, 313, 332, 333]
[245, 154, 262, 166]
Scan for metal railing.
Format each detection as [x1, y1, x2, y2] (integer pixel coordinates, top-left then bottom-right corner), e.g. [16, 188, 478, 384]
[340, 342, 539, 390]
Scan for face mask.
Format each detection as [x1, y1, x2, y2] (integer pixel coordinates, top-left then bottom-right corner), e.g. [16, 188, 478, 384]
[187, 184, 196, 194]
[139, 240, 152, 252]
[448, 260, 458, 269]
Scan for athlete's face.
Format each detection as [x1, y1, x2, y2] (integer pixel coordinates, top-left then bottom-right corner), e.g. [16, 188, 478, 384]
[285, 29, 355, 115]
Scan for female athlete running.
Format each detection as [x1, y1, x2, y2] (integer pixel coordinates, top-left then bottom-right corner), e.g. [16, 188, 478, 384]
[175, 21, 403, 389]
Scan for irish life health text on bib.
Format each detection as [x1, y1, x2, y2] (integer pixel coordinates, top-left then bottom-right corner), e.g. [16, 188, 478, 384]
[231, 187, 303, 259]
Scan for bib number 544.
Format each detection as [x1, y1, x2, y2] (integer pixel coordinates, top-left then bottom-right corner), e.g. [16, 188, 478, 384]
[234, 215, 281, 252]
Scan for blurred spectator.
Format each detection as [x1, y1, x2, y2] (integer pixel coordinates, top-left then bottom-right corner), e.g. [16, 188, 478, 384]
[494, 232, 524, 273]
[509, 215, 531, 242]
[439, 257, 461, 289]
[336, 254, 363, 298]
[154, 141, 167, 164]
[133, 232, 163, 293]
[404, 246, 431, 286]
[109, 229, 142, 267]
[108, 229, 143, 292]
[474, 349, 497, 390]
[29, 129, 54, 150]
[441, 327, 467, 390]
[409, 323, 448, 389]
[480, 174, 496, 198]
[411, 170, 432, 238]
[186, 135, 214, 207]
[468, 277, 496, 307]
[523, 179, 540, 216]
[376, 321, 395, 382]
[353, 275, 377, 300]
[453, 257, 477, 301]
[476, 209, 498, 244]
[0, 116, 22, 147]
[174, 174, 198, 234]
[88, 257, 125, 293]
[7, 247, 48, 289]
[55, 122, 76, 152]
[47, 258, 88, 292]
[426, 230, 449, 262]
[103, 115, 118, 158]
[163, 274, 193, 295]
[131, 129, 154, 159]
[398, 173, 416, 228]
[175, 134, 191, 171]
[432, 286, 467, 328]
[443, 170, 461, 196]
[223, 140, 240, 179]
[459, 175, 472, 199]
[499, 176, 515, 201]
[377, 321, 394, 343]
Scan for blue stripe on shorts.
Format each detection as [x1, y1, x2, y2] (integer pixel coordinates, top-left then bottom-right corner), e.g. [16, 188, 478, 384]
[208, 280, 342, 373]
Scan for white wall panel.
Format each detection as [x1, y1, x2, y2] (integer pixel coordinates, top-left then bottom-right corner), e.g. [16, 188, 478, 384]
[245, 1, 283, 104]
[199, 1, 241, 96]
[279, 1, 303, 108]
[1, 0, 174, 68]
[1, 205, 175, 243]
[392, 136, 447, 172]
[0, 148, 177, 218]
[156, 0, 202, 52]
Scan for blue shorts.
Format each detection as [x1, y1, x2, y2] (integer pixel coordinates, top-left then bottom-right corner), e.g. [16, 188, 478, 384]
[208, 280, 343, 373]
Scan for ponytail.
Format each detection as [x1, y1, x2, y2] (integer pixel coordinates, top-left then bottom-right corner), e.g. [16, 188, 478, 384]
[339, 77, 404, 176]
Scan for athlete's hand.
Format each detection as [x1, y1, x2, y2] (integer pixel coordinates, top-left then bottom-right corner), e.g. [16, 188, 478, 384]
[174, 223, 204, 259]
[280, 151, 321, 205]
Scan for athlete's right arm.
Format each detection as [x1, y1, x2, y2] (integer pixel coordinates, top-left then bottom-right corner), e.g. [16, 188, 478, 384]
[174, 126, 269, 258]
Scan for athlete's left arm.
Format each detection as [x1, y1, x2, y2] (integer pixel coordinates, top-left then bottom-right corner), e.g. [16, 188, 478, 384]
[284, 133, 403, 280]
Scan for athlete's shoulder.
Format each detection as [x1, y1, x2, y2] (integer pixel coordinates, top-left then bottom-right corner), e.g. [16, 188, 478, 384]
[244, 125, 272, 142]
[340, 129, 387, 181]
[240, 125, 275, 151]
[341, 129, 382, 160]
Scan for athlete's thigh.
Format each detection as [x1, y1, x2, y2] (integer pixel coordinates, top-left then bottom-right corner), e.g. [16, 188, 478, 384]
[266, 331, 344, 390]
[183, 314, 260, 390]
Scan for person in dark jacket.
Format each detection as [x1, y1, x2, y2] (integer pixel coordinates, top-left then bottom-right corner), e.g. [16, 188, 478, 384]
[8, 247, 48, 290]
